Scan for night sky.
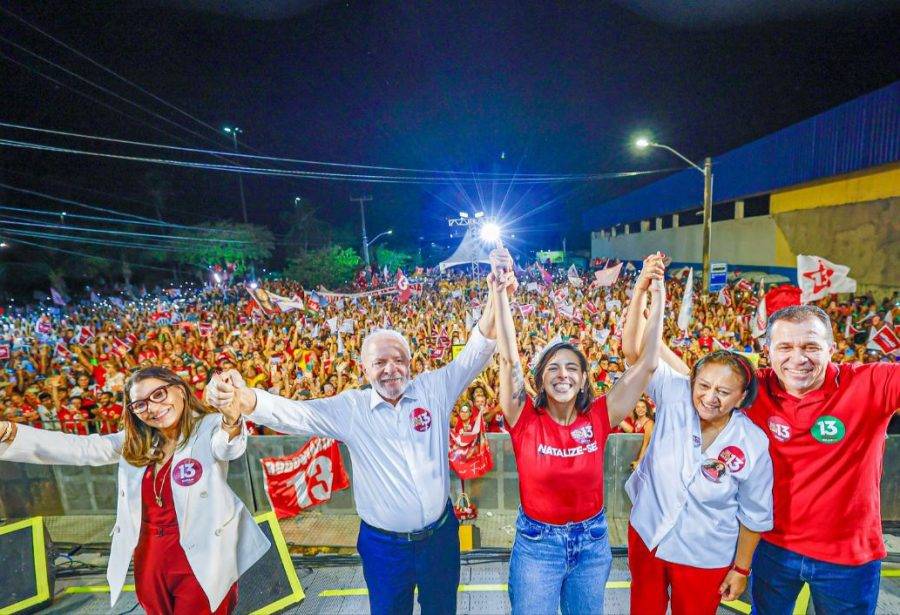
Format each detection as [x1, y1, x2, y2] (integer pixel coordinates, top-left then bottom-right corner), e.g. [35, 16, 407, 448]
[1, 0, 898, 262]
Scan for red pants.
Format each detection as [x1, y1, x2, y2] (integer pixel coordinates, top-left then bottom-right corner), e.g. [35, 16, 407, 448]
[134, 522, 238, 615]
[628, 524, 730, 615]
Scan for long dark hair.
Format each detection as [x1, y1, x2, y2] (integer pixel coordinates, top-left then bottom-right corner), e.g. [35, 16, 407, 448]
[533, 342, 594, 413]
[121, 366, 216, 467]
[690, 350, 758, 410]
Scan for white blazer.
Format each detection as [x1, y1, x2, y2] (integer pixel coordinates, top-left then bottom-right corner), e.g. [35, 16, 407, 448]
[0, 414, 270, 609]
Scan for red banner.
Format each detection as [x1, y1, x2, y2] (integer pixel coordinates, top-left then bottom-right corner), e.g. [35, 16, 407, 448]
[449, 411, 494, 480]
[260, 437, 350, 520]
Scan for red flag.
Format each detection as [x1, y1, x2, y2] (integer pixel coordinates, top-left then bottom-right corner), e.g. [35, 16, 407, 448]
[36, 317, 52, 335]
[396, 269, 412, 303]
[435, 327, 451, 349]
[717, 288, 733, 307]
[76, 326, 95, 345]
[55, 342, 72, 360]
[260, 437, 350, 519]
[844, 316, 860, 339]
[0, 345, 10, 360]
[867, 325, 899, 354]
[765, 285, 802, 316]
[112, 336, 131, 356]
[306, 297, 321, 314]
[199, 322, 213, 336]
[518, 303, 535, 318]
[585, 300, 599, 315]
[536, 261, 553, 286]
[735, 279, 753, 293]
[449, 411, 494, 480]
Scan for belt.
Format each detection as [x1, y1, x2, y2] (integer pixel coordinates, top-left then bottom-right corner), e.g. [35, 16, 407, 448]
[365, 503, 452, 542]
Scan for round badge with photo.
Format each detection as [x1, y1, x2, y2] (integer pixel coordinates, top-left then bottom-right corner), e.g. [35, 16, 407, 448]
[701, 458, 727, 483]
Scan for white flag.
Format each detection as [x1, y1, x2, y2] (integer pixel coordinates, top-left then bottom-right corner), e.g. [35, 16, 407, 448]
[567, 264, 583, 288]
[797, 255, 857, 303]
[593, 263, 623, 286]
[751, 296, 768, 339]
[677, 268, 693, 332]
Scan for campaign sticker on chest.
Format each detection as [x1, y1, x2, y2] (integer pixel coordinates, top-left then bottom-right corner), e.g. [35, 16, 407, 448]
[410, 407, 432, 432]
[570, 424, 594, 446]
[701, 458, 727, 483]
[811, 415, 845, 444]
[172, 458, 203, 487]
[767, 416, 792, 443]
[717, 446, 746, 473]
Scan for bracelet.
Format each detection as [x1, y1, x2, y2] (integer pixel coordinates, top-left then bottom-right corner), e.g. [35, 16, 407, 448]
[221, 414, 243, 429]
[0, 421, 12, 443]
[731, 564, 751, 576]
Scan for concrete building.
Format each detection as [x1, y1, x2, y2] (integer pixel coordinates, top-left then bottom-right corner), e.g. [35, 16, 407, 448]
[583, 81, 899, 296]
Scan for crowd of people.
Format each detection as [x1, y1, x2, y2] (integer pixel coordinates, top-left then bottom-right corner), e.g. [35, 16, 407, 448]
[1, 261, 896, 442]
[1, 252, 897, 615]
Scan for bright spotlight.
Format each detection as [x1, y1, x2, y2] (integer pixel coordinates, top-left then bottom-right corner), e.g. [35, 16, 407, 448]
[474, 211, 485, 219]
[635, 137, 651, 149]
[249, 282, 258, 290]
[479, 222, 501, 243]
[212, 273, 221, 283]
[459, 211, 469, 218]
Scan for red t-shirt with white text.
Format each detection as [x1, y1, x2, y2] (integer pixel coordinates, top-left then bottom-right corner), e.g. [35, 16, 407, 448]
[509, 396, 611, 524]
[745, 362, 899, 565]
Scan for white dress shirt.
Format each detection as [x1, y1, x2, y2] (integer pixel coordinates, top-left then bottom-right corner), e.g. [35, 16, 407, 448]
[626, 361, 774, 568]
[248, 327, 496, 532]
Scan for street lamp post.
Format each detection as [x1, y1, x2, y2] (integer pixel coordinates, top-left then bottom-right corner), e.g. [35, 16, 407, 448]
[350, 195, 374, 267]
[636, 138, 714, 292]
[223, 126, 249, 224]
[366, 229, 393, 249]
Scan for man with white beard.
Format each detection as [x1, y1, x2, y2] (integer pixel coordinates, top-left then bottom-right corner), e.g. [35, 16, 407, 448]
[205, 278, 504, 615]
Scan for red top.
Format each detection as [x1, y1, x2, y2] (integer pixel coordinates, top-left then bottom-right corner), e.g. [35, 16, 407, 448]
[621, 415, 651, 434]
[141, 457, 177, 525]
[745, 362, 899, 565]
[509, 396, 611, 524]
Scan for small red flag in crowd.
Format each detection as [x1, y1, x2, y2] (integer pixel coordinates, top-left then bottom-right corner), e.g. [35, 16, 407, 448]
[867, 325, 899, 354]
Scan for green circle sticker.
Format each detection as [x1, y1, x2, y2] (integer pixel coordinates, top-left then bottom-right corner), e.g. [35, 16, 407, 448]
[811, 416, 845, 444]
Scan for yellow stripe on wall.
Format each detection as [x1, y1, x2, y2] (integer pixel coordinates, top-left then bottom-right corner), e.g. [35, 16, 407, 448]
[770, 164, 900, 214]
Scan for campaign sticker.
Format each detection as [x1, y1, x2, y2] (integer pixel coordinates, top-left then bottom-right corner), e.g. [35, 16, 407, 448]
[701, 458, 727, 483]
[811, 415, 845, 444]
[767, 416, 792, 443]
[410, 407, 432, 432]
[718, 446, 746, 473]
[570, 424, 594, 446]
[172, 458, 203, 487]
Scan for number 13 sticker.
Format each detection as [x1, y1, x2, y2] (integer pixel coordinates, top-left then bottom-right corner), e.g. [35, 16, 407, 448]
[811, 416, 845, 444]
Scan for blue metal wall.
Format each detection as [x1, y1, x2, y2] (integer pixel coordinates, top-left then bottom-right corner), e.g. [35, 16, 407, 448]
[583, 81, 900, 229]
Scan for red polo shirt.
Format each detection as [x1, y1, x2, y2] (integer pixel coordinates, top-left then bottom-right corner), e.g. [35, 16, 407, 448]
[745, 362, 899, 565]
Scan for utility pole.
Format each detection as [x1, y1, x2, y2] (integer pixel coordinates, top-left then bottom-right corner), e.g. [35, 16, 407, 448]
[351, 195, 373, 267]
[224, 126, 248, 223]
[701, 157, 713, 293]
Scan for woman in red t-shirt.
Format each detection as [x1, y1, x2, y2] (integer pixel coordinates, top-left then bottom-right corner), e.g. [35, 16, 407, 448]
[488, 248, 666, 615]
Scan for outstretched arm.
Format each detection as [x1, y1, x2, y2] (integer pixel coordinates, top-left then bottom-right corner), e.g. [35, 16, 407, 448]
[490, 251, 528, 429]
[622, 253, 690, 376]
[607, 261, 666, 427]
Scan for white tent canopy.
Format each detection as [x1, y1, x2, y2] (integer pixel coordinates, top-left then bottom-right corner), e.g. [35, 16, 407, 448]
[439, 227, 492, 273]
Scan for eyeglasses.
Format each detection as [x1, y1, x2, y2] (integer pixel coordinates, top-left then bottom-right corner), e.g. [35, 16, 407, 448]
[127, 384, 176, 416]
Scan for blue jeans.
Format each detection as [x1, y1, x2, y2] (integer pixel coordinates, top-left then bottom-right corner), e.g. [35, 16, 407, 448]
[750, 539, 881, 615]
[508, 508, 612, 615]
[357, 501, 460, 615]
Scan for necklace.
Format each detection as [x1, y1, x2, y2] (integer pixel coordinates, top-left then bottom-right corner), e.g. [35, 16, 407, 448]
[153, 458, 170, 507]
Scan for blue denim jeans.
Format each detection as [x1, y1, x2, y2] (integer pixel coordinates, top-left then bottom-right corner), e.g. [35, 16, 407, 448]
[750, 539, 881, 615]
[508, 507, 612, 615]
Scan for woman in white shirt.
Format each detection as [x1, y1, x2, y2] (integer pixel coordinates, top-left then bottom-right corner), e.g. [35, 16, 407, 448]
[622, 254, 773, 615]
[0, 366, 269, 614]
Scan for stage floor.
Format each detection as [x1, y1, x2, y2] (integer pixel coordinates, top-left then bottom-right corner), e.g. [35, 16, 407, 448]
[41, 556, 900, 614]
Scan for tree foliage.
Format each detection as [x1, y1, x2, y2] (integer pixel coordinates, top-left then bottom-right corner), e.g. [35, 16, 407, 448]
[169, 222, 274, 273]
[374, 245, 414, 272]
[284, 246, 361, 289]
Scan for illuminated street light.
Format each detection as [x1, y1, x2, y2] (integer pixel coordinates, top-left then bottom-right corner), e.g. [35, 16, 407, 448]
[634, 137, 713, 291]
[366, 229, 393, 248]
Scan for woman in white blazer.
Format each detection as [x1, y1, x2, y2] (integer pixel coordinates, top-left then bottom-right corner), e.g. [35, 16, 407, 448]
[0, 366, 270, 614]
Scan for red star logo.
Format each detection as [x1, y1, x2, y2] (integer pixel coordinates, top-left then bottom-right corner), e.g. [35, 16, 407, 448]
[803, 260, 834, 293]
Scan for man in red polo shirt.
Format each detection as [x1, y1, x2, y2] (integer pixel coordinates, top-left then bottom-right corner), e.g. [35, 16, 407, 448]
[747, 305, 899, 614]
